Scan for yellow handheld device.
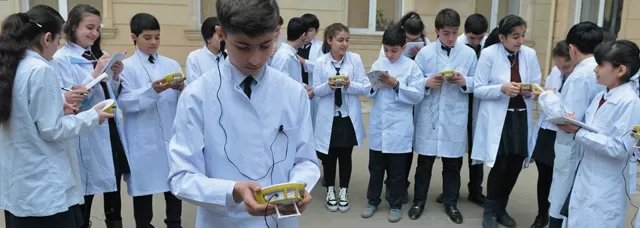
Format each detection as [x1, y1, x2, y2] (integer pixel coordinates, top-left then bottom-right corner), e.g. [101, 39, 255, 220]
[254, 182, 306, 218]
[520, 83, 544, 93]
[97, 99, 116, 114]
[632, 125, 640, 139]
[329, 75, 348, 87]
[164, 72, 186, 83]
[439, 70, 455, 80]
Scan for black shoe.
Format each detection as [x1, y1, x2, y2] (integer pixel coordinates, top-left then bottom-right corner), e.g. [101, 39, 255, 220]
[482, 199, 499, 228]
[408, 202, 425, 220]
[436, 193, 444, 203]
[445, 205, 463, 224]
[530, 215, 549, 228]
[549, 217, 564, 228]
[498, 211, 517, 228]
[468, 193, 485, 207]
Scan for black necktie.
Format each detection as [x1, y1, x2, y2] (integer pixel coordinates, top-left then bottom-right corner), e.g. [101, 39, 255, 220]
[441, 45, 452, 56]
[148, 55, 155, 64]
[466, 43, 481, 59]
[243, 76, 254, 99]
[507, 52, 517, 63]
[558, 74, 568, 93]
[334, 62, 343, 108]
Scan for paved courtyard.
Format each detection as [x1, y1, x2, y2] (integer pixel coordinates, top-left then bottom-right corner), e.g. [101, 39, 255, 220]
[3, 104, 640, 227]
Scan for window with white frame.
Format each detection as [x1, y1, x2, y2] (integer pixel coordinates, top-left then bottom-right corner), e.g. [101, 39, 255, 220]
[347, 0, 404, 33]
[476, 0, 521, 29]
[575, 0, 623, 35]
[23, 0, 103, 20]
[199, 0, 217, 25]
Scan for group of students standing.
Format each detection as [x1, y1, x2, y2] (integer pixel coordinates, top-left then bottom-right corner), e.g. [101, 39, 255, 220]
[0, 0, 640, 228]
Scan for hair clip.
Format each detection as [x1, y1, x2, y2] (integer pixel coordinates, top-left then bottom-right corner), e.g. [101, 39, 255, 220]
[30, 21, 42, 28]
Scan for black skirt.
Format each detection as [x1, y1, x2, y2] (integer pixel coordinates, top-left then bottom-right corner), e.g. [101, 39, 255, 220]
[497, 110, 529, 157]
[329, 116, 358, 148]
[531, 128, 557, 166]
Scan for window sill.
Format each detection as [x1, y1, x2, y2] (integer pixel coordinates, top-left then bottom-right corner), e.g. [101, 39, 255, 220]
[184, 29, 202, 42]
[101, 28, 117, 39]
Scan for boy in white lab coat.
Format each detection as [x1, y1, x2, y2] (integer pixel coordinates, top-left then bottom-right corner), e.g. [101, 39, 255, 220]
[361, 24, 424, 223]
[167, 0, 320, 227]
[298, 13, 323, 86]
[270, 17, 309, 83]
[186, 16, 227, 84]
[410, 9, 477, 224]
[118, 13, 183, 228]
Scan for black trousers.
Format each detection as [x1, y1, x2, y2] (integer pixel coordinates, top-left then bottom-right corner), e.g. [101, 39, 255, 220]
[467, 93, 484, 195]
[536, 160, 553, 217]
[486, 153, 525, 201]
[132, 192, 183, 228]
[317, 147, 353, 188]
[5, 205, 84, 228]
[413, 155, 463, 206]
[367, 150, 409, 209]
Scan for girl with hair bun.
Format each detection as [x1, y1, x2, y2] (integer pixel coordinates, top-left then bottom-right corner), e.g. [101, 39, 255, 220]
[470, 15, 541, 228]
[377, 11, 431, 60]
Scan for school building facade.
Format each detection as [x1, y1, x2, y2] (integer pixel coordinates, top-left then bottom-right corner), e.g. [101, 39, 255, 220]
[0, 0, 630, 77]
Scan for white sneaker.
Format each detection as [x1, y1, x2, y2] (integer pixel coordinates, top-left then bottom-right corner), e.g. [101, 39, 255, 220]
[326, 186, 338, 212]
[338, 187, 350, 212]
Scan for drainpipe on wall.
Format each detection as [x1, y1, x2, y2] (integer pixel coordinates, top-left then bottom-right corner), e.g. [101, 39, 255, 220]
[543, 0, 558, 78]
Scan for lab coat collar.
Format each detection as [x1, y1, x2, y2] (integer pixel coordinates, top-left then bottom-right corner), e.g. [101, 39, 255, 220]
[135, 48, 159, 63]
[575, 56, 596, 70]
[66, 42, 92, 56]
[330, 53, 346, 64]
[25, 49, 49, 63]
[280, 42, 298, 57]
[602, 81, 636, 104]
[225, 58, 265, 87]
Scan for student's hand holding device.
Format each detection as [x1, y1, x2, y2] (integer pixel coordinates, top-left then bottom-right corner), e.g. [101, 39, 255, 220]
[233, 181, 277, 216]
[93, 103, 115, 124]
[92, 54, 112, 78]
[63, 102, 78, 115]
[556, 112, 580, 133]
[426, 73, 444, 89]
[379, 71, 398, 87]
[152, 78, 171, 93]
[169, 80, 185, 91]
[409, 46, 421, 56]
[448, 72, 466, 86]
[111, 60, 124, 81]
[64, 85, 89, 104]
[501, 82, 521, 97]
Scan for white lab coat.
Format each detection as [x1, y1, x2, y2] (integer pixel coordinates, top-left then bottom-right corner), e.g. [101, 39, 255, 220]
[531, 66, 563, 143]
[367, 56, 424, 153]
[378, 37, 430, 59]
[167, 59, 320, 228]
[413, 40, 478, 157]
[54, 43, 126, 195]
[186, 45, 226, 85]
[0, 50, 100, 217]
[270, 42, 303, 83]
[119, 49, 183, 196]
[542, 57, 604, 217]
[301, 39, 324, 81]
[471, 43, 541, 167]
[456, 34, 485, 135]
[312, 52, 370, 153]
[567, 81, 640, 227]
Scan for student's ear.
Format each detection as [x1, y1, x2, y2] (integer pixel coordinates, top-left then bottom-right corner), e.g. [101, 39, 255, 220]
[42, 32, 52, 46]
[498, 34, 505, 43]
[130, 33, 137, 44]
[617, 65, 628, 79]
[215, 26, 225, 42]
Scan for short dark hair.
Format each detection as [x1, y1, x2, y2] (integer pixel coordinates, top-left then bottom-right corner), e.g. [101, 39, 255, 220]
[301, 13, 319, 30]
[601, 27, 617, 43]
[464, 13, 488, 34]
[277, 15, 283, 26]
[201, 16, 219, 43]
[382, 25, 406, 47]
[216, 0, 279, 37]
[130, 13, 160, 36]
[484, 15, 527, 48]
[565, 22, 603, 54]
[594, 40, 640, 83]
[286, 17, 308, 41]
[435, 8, 460, 30]
[552, 40, 570, 60]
